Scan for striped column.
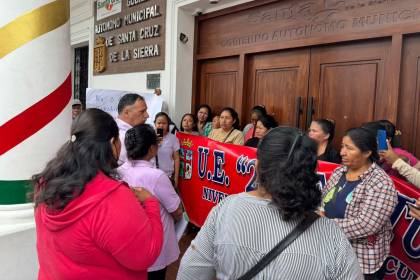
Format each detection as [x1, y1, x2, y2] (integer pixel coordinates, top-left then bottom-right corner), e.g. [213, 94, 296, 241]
[0, 0, 71, 205]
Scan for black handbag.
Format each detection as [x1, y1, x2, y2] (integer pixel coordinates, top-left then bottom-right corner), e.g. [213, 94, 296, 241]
[237, 212, 320, 280]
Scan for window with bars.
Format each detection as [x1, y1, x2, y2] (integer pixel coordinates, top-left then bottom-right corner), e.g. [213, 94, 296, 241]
[73, 46, 88, 108]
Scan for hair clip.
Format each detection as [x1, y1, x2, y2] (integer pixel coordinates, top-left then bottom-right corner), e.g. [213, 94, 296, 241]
[70, 135, 76, 142]
[287, 133, 302, 161]
[326, 118, 335, 124]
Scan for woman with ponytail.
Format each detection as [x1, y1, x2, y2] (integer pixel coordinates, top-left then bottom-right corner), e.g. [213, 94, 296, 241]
[118, 124, 183, 280]
[308, 118, 341, 164]
[33, 109, 163, 280]
[178, 127, 361, 279]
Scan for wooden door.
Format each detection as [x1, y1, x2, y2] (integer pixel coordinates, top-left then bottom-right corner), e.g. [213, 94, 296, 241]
[308, 39, 392, 148]
[398, 35, 420, 158]
[197, 57, 239, 116]
[247, 49, 310, 128]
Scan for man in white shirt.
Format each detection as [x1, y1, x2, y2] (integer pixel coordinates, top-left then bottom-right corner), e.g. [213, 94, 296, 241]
[154, 88, 178, 134]
[116, 93, 149, 164]
[154, 87, 169, 114]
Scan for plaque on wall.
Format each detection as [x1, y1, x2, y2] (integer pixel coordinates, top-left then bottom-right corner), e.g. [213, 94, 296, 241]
[93, 37, 107, 73]
[147, 73, 160, 89]
[93, 0, 166, 75]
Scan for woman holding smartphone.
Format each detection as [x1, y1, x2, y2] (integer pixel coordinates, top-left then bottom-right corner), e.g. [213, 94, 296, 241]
[380, 142, 420, 188]
[322, 127, 398, 279]
[154, 112, 180, 188]
[363, 121, 420, 177]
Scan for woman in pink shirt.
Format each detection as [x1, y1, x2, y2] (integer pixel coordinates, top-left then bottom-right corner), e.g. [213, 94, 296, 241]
[33, 109, 163, 280]
[119, 124, 183, 280]
[363, 120, 420, 177]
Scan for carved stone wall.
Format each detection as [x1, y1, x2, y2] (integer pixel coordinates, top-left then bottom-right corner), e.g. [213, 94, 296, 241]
[198, 0, 420, 56]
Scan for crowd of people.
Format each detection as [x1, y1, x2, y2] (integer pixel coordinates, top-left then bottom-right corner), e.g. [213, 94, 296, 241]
[34, 92, 420, 279]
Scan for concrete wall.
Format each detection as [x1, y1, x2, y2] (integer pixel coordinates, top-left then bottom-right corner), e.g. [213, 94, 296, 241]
[0, 228, 37, 279]
[0, 203, 37, 279]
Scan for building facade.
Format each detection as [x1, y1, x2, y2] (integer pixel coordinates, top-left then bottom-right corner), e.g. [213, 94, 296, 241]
[71, 0, 420, 157]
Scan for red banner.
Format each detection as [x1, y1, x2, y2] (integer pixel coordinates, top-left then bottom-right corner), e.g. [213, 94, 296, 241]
[177, 133, 420, 279]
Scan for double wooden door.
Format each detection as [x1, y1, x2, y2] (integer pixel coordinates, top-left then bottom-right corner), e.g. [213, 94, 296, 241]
[197, 38, 417, 151]
[197, 57, 239, 116]
[247, 39, 391, 148]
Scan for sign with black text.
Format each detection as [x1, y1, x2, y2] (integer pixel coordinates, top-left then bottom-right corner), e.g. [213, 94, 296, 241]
[93, 0, 166, 74]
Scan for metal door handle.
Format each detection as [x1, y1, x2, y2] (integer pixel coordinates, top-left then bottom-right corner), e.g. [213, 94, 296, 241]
[295, 97, 302, 128]
[306, 97, 314, 129]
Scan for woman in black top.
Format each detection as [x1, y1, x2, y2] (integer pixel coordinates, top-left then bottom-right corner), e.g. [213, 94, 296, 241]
[244, 114, 277, 148]
[308, 119, 341, 164]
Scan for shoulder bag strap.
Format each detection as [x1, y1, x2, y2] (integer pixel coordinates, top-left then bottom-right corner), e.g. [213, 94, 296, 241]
[222, 129, 235, 143]
[237, 212, 320, 280]
[155, 155, 159, 168]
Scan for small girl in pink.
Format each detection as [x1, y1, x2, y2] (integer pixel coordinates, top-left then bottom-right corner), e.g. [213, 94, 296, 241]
[118, 124, 182, 280]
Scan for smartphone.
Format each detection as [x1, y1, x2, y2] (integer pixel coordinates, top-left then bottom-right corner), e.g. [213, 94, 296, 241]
[377, 129, 388, 151]
[407, 202, 420, 210]
[156, 128, 164, 138]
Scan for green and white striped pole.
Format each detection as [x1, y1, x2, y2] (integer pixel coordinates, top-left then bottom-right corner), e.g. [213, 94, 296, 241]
[0, 0, 71, 234]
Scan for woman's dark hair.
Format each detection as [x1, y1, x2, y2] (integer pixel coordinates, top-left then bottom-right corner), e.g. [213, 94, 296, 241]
[170, 123, 179, 134]
[258, 114, 278, 130]
[377, 120, 395, 139]
[361, 121, 385, 136]
[196, 104, 213, 123]
[361, 120, 403, 148]
[180, 113, 197, 132]
[125, 124, 158, 160]
[220, 107, 240, 130]
[251, 105, 267, 117]
[32, 109, 119, 209]
[345, 127, 379, 163]
[154, 112, 171, 132]
[257, 127, 320, 221]
[314, 119, 335, 143]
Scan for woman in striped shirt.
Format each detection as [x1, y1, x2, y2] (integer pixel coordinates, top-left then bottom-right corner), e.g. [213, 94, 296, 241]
[177, 127, 362, 280]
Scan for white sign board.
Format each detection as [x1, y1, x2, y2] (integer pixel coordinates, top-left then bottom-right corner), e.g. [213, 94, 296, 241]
[86, 88, 163, 126]
[96, 0, 122, 21]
